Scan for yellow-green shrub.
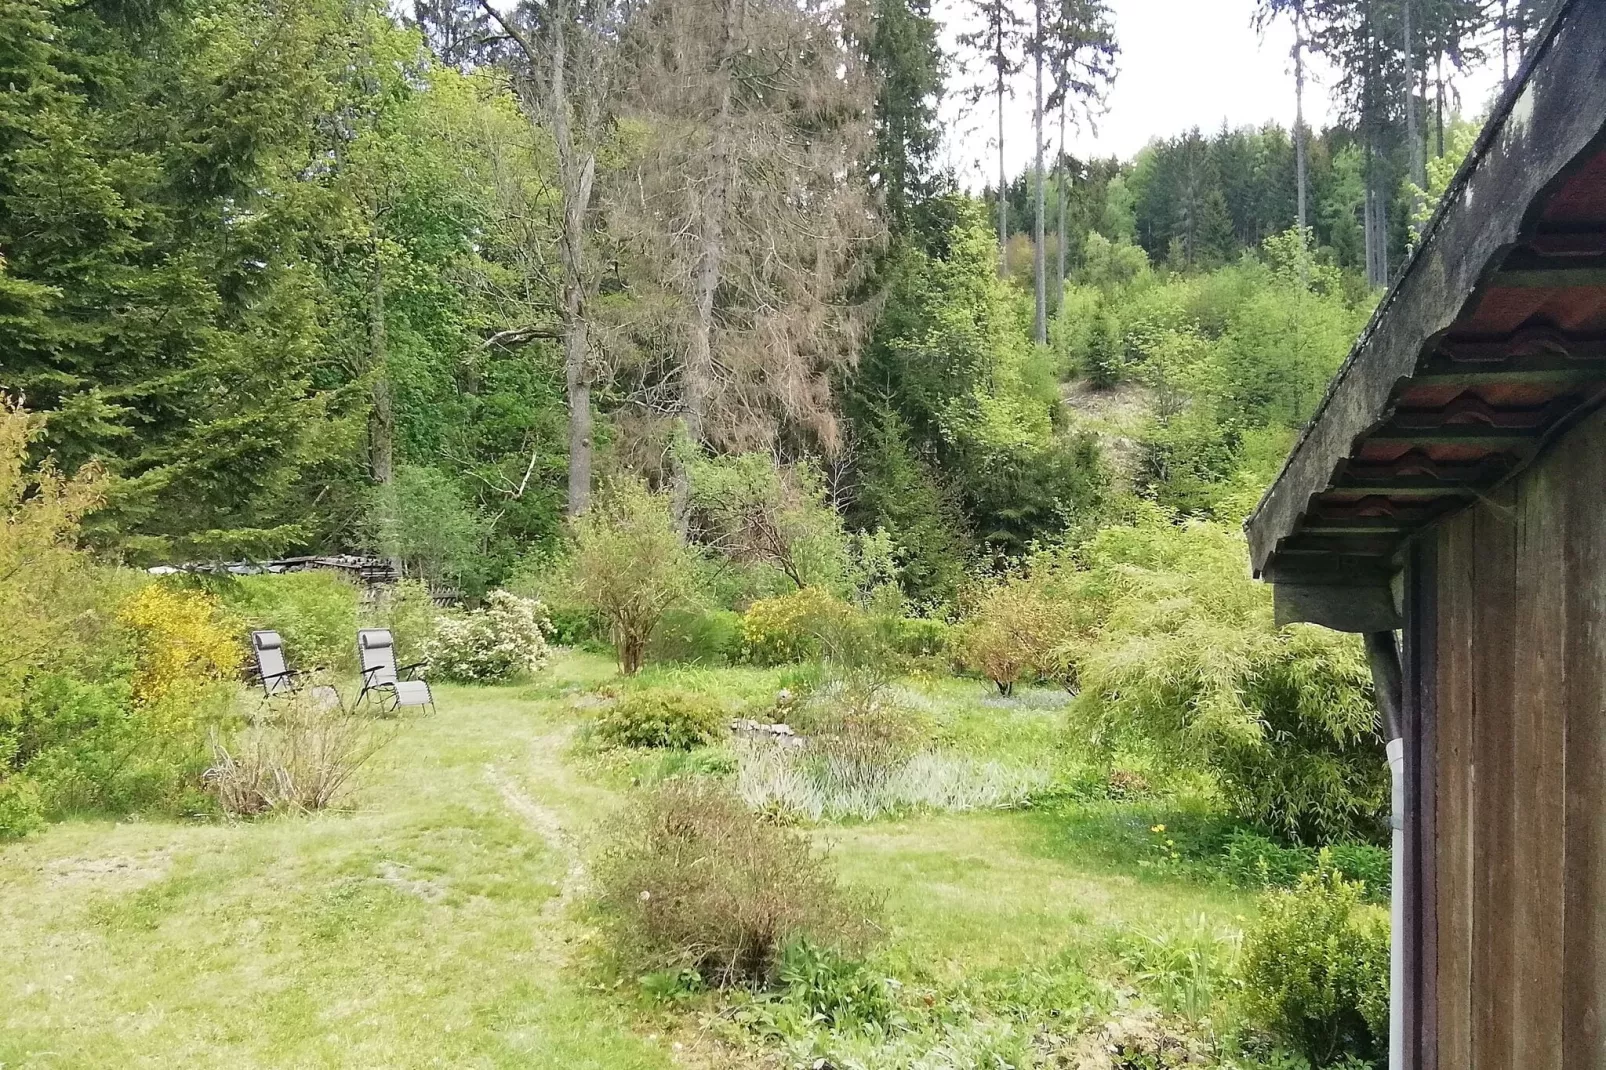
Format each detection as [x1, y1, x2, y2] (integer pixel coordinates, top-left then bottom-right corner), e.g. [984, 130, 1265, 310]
[595, 688, 725, 750]
[569, 479, 700, 674]
[739, 586, 857, 666]
[1239, 861, 1389, 1066]
[0, 400, 230, 835]
[116, 583, 244, 706]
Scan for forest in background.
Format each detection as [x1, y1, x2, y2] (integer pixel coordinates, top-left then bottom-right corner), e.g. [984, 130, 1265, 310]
[0, 0, 1555, 594]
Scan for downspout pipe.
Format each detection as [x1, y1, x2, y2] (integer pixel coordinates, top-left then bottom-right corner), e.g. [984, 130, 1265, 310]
[1365, 630, 1405, 1070]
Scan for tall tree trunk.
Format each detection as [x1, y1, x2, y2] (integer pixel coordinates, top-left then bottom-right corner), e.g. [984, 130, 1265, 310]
[1403, 0, 1424, 238]
[686, 0, 739, 450]
[1032, 10, 1046, 345]
[550, 14, 597, 517]
[997, 70, 1008, 275]
[476, 0, 601, 516]
[1435, 50, 1445, 157]
[368, 239, 394, 487]
[1055, 102, 1067, 307]
[1293, 34, 1307, 234]
[1502, 0, 1511, 85]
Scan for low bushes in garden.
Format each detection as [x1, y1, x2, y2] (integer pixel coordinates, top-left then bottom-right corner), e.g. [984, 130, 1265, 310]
[593, 778, 878, 987]
[1238, 860, 1389, 1067]
[595, 688, 725, 750]
[425, 590, 551, 682]
[220, 571, 361, 673]
[568, 479, 700, 674]
[1220, 829, 1390, 899]
[2, 404, 248, 838]
[738, 586, 858, 666]
[953, 572, 1076, 695]
[205, 693, 392, 815]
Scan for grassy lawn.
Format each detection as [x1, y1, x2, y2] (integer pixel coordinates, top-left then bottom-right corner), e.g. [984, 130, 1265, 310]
[1, 653, 1254, 1068]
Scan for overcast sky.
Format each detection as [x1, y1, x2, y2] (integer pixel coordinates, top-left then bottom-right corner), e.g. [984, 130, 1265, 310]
[935, 0, 1507, 190]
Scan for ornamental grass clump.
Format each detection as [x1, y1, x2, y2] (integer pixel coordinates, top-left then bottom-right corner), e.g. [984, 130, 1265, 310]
[205, 692, 393, 816]
[594, 778, 877, 987]
[424, 590, 551, 683]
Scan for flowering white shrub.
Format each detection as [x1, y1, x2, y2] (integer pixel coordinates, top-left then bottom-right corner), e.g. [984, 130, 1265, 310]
[424, 591, 552, 683]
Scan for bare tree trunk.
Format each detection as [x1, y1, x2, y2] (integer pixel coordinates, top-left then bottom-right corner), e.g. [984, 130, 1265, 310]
[1435, 50, 1445, 158]
[477, 0, 608, 517]
[551, 16, 597, 516]
[1055, 102, 1067, 306]
[1502, 0, 1511, 86]
[1403, 0, 1424, 238]
[1032, 9, 1046, 345]
[368, 240, 394, 487]
[1293, 34, 1307, 234]
[997, 73, 1008, 276]
[686, 0, 740, 449]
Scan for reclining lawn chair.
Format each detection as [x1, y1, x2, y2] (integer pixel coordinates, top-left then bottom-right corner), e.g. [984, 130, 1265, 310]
[250, 630, 341, 708]
[356, 628, 435, 715]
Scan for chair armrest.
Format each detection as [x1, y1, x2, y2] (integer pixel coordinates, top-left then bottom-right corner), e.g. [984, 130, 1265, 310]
[396, 662, 427, 680]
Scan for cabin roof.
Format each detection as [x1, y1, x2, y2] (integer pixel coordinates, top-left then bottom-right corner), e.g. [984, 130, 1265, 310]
[1246, 0, 1606, 601]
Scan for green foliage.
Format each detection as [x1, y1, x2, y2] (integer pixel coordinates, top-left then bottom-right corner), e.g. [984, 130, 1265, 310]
[425, 591, 551, 683]
[646, 607, 742, 665]
[222, 572, 361, 674]
[849, 199, 1104, 561]
[1116, 915, 1239, 1021]
[954, 571, 1077, 695]
[595, 689, 726, 750]
[568, 480, 701, 674]
[593, 778, 877, 987]
[776, 939, 896, 1031]
[1201, 830, 1390, 902]
[1, 0, 566, 571]
[1, 404, 233, 835]
[368, 580, 440, 667]
[1069, 509, 1389, 845]
[366, 466, 492, 592]
[739, 587, 860, 666]
[688, 453, 856, 594]
[1238, 861, 1389, 1067]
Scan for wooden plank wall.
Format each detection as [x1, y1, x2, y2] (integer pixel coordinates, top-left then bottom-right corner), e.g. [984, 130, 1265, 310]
[1433, 406, 1606, 1067]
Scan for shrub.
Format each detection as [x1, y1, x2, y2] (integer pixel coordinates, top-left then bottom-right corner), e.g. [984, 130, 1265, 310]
[889, 616, 950, 660]
[1074, 511, 1388, 845]
[647, 606, 741, 664]
[687, 453, 856, 593]
[424, 590, 551, 683]
[1238, 860, 1389, 1067]
[569, 479, 700, 674]
[205, 694, 392, 816]
[1326, 843, 1391, 898]
[222, 571, 360, 673]
[116, 583, 244, 706]
[596, 688, 725, 750]
[739, 586, 858, 666]
[953, 573, 1073, 695]
[593, 778, 877, 987]
[368, 579, 439, 666]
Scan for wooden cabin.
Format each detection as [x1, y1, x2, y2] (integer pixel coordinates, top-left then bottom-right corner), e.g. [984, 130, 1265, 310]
[1245, 3, 1606, 1065]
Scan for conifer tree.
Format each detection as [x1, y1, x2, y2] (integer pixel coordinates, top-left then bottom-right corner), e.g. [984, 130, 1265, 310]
[958, 0, 1026, 274]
